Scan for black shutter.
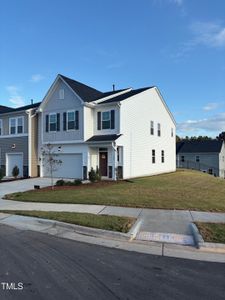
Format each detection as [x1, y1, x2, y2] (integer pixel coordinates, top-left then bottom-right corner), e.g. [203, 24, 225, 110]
[97, 112, 101, 130]
[111, 110, 115, 129]
[63, 112, 67, 131]
[75, 110, 79, 130]
[45, 115, 49, 132]
[57, 113, 60, 131]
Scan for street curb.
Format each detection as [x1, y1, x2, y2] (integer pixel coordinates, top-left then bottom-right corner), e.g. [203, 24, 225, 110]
[28, 217, 131, 241]
[190, 222, 225, 253]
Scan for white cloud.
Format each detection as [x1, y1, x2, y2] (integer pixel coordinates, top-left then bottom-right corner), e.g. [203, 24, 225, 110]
[30, 74, 45, 83]
[203, 102, 220, 111]
[6, 85, 25, 107]
[190, 21, 225, 48]
[170, 0, 183, 6]
[177, 113, 225, 136]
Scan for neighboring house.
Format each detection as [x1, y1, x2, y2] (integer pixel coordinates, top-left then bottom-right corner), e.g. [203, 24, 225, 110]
[0, 102, 40, 177]
[37, 74, 176, 180]
[176, 140, 225, 178]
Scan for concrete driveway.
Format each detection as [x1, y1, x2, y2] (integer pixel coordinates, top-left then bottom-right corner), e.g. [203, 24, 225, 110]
[0, 177, 57, 199]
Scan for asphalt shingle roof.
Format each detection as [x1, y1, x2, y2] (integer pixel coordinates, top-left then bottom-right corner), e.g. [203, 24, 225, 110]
[86, 134, 122, 142]
[0, 102, 41, 115]
[176, 140, 223, 154]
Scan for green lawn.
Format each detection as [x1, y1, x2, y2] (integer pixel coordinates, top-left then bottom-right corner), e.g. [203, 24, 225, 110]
[195, 222, 225, 244]
[2, 210, 135, 233]
[4, 169, 225, 211]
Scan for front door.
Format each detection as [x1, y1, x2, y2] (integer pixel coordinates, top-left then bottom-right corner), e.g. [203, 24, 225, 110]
[99, 152, 108, 176]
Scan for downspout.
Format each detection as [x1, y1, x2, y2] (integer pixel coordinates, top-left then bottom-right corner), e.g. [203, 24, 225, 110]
[112, 141, 117, 180]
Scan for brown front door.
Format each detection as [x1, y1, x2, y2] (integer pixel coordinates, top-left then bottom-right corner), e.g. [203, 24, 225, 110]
[99, 152, 108, 176]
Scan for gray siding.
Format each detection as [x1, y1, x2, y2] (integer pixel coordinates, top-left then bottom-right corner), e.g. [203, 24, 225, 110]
[0, 111, 28, 135]
[176, 152, 220, 176]
[42, 79, 84, 143]
[0, 136, 28, 176]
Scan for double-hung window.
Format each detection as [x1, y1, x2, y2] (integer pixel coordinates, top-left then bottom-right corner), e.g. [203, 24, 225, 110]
[161, 150, 165, 163]
[0, 119, 2, 135]
[150, 121, 154, 135]
[102, 111, 111, 129]
[10, 118, 16, 134]
[152, 149, 156, 164]
[49, 114, 57, 131]
[67, 111, 75, 130]
[157, 123, 161, 136]
[9, 117, 24, 135]
[17, 117, 23, 134]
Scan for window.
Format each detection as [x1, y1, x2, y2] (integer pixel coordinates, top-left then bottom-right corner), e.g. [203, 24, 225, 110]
[157, 123, 161, 136]
[9, 117, 24, 135]
[59, 89, 64, 99]
[17, 117, 23, 134]
[152, 149, 156, 164]
[49, 114, 57, 131]
[161, 150, 165, 163]
[0, 119, 2, 135]
[67, 111, 75, 130]
[181, 156, 185, 162]
[171, 128, 174, 137]
[150, 121, 154, 135]
[196, 156, 200, 162]
[102, 111, 111, 129]
[97, 110, 115, 130]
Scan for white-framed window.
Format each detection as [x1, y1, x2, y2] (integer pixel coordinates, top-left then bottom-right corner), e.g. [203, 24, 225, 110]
[59, 89, 64, 100]
[9, 116, 24, 135]
[157, 123, 161, 136]
[161, 150, 165, 163]
[0, 119, 2, 135]
[181, 156, 185, 162]
[49, 113, 57, 132]
[152, 149, 156, 164]
[67, 111, 75, 130]
[196, 156, 200, 162]
[150, 121, 154, 135]
[102, 111, 111, 129]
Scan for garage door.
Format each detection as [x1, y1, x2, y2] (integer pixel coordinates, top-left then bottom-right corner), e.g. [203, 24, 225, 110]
[6, 153, 23, 177]
[43, 154, 83, 179]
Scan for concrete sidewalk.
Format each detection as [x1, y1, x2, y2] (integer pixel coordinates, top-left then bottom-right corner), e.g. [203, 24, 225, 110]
[0, 198, 225, 246]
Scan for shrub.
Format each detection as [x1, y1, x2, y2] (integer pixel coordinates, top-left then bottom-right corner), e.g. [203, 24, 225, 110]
[12, 165, 19, 178]
[89, 167, 101, 182]
[0, 169, 4, 181]
[55, 179, 65, 186]
[74, 179, 82, 185]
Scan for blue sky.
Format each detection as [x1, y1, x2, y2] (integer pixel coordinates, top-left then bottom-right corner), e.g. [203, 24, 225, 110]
[0, 0, 225, 137]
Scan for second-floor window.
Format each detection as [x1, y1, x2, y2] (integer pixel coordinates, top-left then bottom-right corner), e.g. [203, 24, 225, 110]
[49, 114, 57, 131]
[67, 111, 79, 130]
[9, 117, 24, 135]
[0, 119, 2, 135]
[150, 121, 154, 135]
[157, 123, 161, 136]
[181, 156, 185, 162]
[196, 156, 200, 162]
[97, 110, 115, 130]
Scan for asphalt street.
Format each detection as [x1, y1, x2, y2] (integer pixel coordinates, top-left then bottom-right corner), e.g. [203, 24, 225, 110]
[0, 225, 224, 300]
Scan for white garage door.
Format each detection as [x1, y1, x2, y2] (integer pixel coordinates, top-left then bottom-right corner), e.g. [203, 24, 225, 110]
[43, 154, 83, 179]
[6, 153, 23, 177]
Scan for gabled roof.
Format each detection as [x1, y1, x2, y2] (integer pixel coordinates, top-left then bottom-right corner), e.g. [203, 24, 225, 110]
[59, 74, 103, 102]
[0, 102, 41, 115]
[86, 134, 122, 142]
[176, 140, 223, 154]
[0, 105, 11, 113]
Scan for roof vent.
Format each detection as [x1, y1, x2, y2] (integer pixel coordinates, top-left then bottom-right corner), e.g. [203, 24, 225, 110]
[31, 99, 34, 105]
[112, 84, 115, 91]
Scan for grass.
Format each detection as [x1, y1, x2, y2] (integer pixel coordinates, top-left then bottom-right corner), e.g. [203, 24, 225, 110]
[195, 222, 225, 244]
[4, 169, 225, 212]
[1, 210, 135, 233]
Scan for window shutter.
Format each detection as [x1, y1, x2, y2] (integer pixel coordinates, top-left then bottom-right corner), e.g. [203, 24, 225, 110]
[45, 115, 49, 132]
[75, 110, 79, 130]
[63, 112, 67, 131]
[97, 112, 101, 130]
[57, 113, 60, 131]
[111, 110, 115, 129]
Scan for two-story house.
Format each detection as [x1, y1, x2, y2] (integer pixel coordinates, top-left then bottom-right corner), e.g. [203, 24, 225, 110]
[0, 102, 40, 177]
[37, 74, 176, 180]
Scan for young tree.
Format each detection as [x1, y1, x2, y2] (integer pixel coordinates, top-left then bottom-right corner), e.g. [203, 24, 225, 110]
[40, 143, 62, 190]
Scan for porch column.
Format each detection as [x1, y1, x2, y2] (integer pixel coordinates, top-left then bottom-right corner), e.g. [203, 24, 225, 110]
[112, 142, 117, 180]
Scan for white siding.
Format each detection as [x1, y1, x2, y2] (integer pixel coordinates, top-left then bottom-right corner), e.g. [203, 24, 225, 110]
[83, 106, 94, 140]
[118, 88, 176, 179]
